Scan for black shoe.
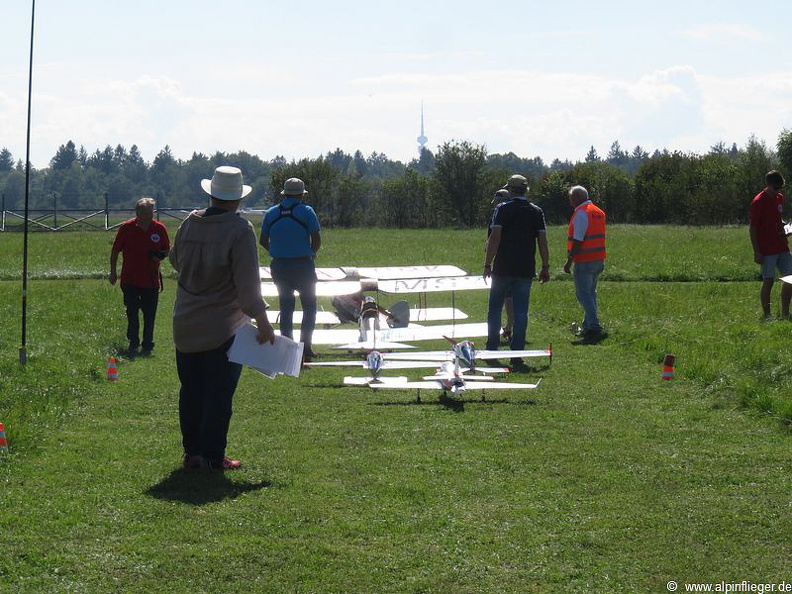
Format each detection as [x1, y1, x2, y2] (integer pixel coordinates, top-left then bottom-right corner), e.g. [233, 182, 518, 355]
[128, 343, 139, 355]
[576, 329, 606, 344]
[510, 358, 530, 373]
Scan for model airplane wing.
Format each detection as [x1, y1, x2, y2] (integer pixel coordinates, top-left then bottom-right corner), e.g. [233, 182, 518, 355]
[332, 340, 416, 351]
[368, 378, 542, 390]
[260, 266, 349, 281]
[262, 276, 487, 297]
[382, 350, 454, 362]
[374, 322, 489, 343]
[268, 308, 466, 327]
[280, 328, 411, 349]
[377, 275, 489, 294]
[422, 373, 496, 381]
[261, 265, 469, 282]
[781, 274, 792, 285]
[409, 308, 468, 322]
[268, 310, 341, 325]
[328, 323, 488, 349]
[340, 265, 466, 280]
[262, 281, 376, 297]
[342, 376, 410, 386]
[473, 366, 512, 374]
[474, 348, 552, 360]
[305, 360, 435, 370]
[455, 380, 542, 390]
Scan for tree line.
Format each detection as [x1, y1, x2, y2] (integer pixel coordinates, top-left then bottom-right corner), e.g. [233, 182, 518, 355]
[2, 130, 792, 228]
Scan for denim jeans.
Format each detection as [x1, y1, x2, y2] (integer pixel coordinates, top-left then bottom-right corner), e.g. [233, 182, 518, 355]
[121, 284, 159, 350]
[573, 260, 605, 333]
[486, 275, 533, 351]
[271, 258, 318, 349]
[176, 336, 242, 463]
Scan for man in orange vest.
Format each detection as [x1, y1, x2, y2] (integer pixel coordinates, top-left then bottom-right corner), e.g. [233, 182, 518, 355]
[564, 185, 606, 342]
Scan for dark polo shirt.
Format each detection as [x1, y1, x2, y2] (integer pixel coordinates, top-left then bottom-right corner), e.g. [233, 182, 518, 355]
[490, 197, 547, 278]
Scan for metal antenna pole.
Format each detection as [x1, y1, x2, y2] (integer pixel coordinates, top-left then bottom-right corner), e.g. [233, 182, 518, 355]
[20, 0, 36, 365]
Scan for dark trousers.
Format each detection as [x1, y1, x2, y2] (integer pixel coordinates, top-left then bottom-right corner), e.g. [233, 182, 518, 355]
[121, 284, 159, 350]
[176, 336, 242, 463]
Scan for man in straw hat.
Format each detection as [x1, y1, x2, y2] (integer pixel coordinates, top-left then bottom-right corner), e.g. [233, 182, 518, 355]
[169, 165, 275, 471]
[260, 177, 322, 362]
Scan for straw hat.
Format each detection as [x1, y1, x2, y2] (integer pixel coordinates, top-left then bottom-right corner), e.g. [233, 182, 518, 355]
[200, 166, 253, 201]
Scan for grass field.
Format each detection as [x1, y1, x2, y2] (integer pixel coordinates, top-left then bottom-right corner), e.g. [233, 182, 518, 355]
[1, 226, 791, 593]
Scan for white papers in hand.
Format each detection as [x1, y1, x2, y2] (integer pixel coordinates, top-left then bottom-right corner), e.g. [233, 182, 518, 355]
[227, 323, 303, 378]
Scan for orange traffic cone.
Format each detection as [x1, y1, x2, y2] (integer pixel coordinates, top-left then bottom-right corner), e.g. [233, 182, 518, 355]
[661, 353, 675, 380]
[107, 357, 119, 381]
[0, 422, 8, 454]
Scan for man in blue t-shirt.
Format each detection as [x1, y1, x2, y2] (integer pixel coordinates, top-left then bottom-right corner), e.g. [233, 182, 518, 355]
[260, 178, 322, 360]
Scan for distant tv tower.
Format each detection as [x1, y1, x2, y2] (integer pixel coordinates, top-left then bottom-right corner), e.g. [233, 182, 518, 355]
[417, 102, 428, 154]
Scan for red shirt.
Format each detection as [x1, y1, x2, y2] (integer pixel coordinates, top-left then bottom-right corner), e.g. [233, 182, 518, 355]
[112, 218, 170, 288]
[749, 190, 788, 256]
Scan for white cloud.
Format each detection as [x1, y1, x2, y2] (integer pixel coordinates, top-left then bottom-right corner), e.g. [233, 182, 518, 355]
[9, 58, 792, 168]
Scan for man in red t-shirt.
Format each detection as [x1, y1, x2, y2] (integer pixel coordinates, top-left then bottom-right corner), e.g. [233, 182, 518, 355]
[110, 197, 170, 353]
[749, 170, 791, 318]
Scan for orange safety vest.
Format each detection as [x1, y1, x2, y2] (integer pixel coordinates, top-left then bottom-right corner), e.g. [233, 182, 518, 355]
[567, 202, 606, 262]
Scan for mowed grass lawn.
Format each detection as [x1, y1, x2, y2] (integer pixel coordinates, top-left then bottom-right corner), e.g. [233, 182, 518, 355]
[1, 225, 791, 593]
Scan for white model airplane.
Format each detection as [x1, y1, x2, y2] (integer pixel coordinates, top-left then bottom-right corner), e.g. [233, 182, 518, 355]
[263, 264, 493, 349]
[306, 349, 539, 401]
[380, 338, 553, 370]
[260, 275, 489, 297]
[367, 360, 542, 398]
[305, 349, 510, 382]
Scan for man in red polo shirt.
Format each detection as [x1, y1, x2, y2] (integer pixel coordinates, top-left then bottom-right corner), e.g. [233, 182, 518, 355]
[110, 197, 170, 354]
[749, 170, 791, 319]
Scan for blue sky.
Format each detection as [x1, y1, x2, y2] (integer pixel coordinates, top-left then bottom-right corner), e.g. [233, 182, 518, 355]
[1, 1, 791, 168]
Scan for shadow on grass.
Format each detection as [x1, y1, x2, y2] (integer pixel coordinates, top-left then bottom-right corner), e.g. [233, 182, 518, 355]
[370, 395, 532, 410]
[145, 468, 271, 506]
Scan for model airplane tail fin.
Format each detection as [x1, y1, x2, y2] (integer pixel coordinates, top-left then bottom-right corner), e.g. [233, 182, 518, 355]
[388, 300, 410, 328]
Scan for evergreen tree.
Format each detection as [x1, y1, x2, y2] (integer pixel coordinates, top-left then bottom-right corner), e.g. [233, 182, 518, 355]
[0, 148, 14, 172]
[409, 147, 435, 174]
[50, 141, 79, 171]
[584, 145, 600, 163]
